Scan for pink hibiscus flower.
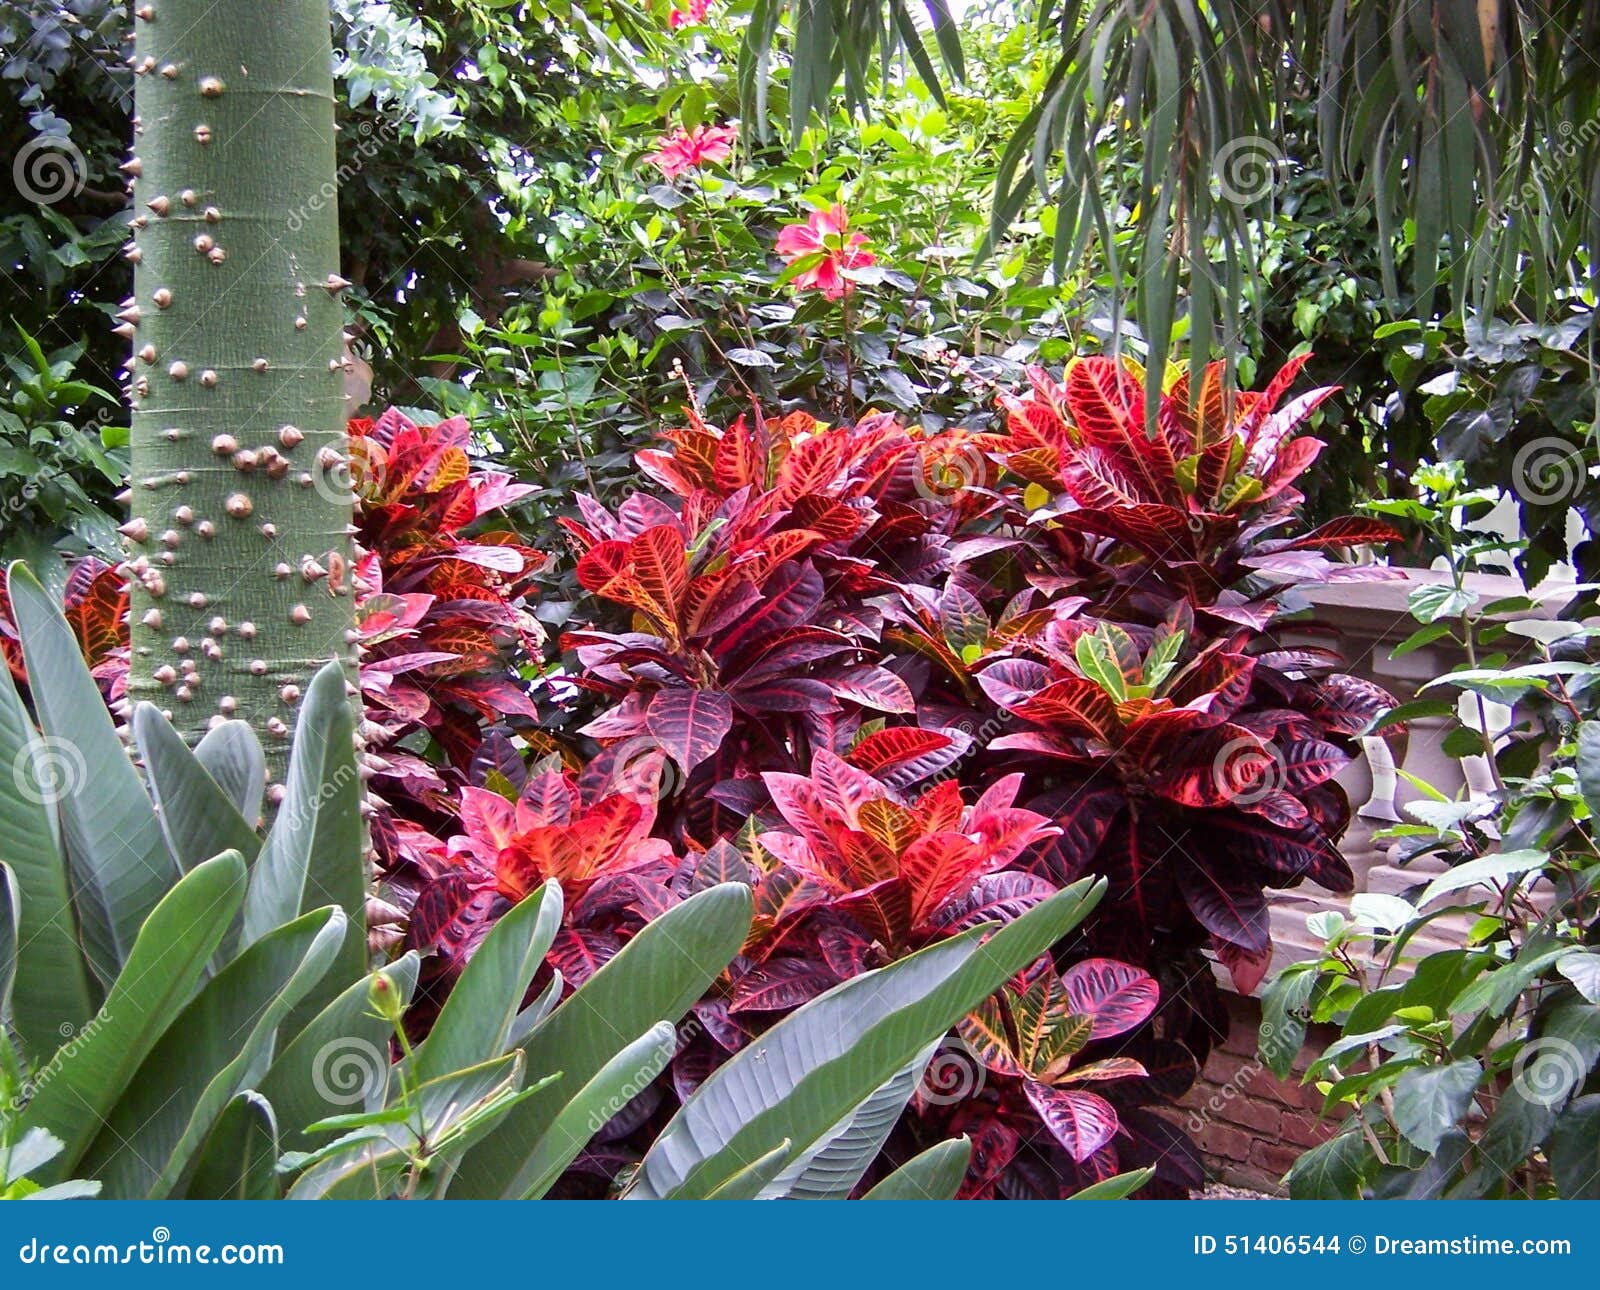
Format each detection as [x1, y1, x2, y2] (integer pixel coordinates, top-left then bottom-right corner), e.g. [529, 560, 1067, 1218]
[774, 204, 877, 299]
[645, 123, 738, 180]
[668, 0, 711, 27]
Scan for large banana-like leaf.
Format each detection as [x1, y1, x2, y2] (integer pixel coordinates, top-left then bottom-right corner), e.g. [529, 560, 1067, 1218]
[193, 720, 266, 825]
[760, 1044, 936, 1199]
[18, 851, 246, 1183]
[0, 665, 94, 1057]
[133, 703, 261, 874]
[258, 952, 419, 1155]
[514, 1020, 678, 1199]
[7, 562, 177, 985]
[626, 879, 1104, 1199]
[704, 1140, 794, 1199]
[862, 1137, 971, 1199]
[183, 1091, 280, 1200]
[449, 882, 754, 1198]
[79, 905, 346, 1198]
[243, 660, 365, 994]
[0, 863, 16, 1028]
[410, 881, 561, 1085]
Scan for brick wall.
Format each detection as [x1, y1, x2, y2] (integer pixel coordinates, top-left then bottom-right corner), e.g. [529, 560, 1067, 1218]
[1166, 992, 1342, 1194]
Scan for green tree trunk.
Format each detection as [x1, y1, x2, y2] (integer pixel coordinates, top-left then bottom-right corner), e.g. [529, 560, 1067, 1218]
[125, 0, 355, 785]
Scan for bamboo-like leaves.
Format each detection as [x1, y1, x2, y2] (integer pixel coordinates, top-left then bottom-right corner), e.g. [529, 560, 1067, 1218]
[750, 2, 1597, 390]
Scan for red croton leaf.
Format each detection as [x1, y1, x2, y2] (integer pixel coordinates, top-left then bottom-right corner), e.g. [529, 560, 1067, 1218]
[629, 524, 690, 626]
[1278, 515, 1402, 552]
[1022, 1082, 1119, 1162]
[61, 558, 126, 667]
[728, 958, 837, 1013]
[645, 687, 734, 772]
[1059, 958, 1160, 1040]
[843, 727, 954, 777]
[1174, 861, 1271, 954]
[545, 927, 623, 988]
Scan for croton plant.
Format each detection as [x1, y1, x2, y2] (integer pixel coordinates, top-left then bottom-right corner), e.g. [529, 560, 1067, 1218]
[511, 353, 1398, 1195]
[12, 353, 1400, 1198]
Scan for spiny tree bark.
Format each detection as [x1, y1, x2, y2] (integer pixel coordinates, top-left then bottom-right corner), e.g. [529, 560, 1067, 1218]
[124, 0, 356, 785]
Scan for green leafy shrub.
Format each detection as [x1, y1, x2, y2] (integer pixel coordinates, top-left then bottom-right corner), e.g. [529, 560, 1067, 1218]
[1263, 463, 1600, 1198]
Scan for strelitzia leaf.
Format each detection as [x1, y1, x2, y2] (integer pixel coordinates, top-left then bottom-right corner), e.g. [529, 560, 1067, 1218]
[18, 852, 246, 1183]
[244, 660, 365, 1004]
[627, 880, 1104, 1199]
[0, 664, 95, 1058]
[134, 703, 261, 875]
[448, 883, 752, 1198]
[410, 881, 561, 1085]
[183, 1091, 280, 1200]
[863, 1137, 971, 1199]
[8, 562, 178, 984]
